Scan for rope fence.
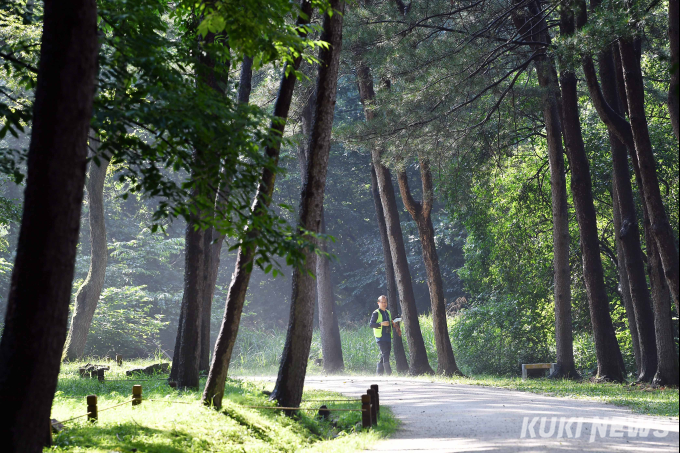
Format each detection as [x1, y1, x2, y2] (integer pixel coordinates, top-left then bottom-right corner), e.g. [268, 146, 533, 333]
[51, 383, 382, 439]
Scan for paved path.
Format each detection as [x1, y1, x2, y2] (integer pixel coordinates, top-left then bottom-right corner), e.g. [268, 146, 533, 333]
[249, 375, 679, 452]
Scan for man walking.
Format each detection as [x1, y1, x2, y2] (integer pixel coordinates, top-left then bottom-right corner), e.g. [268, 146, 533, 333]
[369, 295, 401, 375]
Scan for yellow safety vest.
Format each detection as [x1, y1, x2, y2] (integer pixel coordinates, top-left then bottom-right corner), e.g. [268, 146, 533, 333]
[373, 309, 392, 339]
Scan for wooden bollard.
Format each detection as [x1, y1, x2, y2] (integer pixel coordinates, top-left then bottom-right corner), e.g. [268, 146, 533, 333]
[371, 384, 380, 417]
[361, 394, 372, 428]
[116, 354, 123, 366]
[367, 388, 377, 426]
[97, 368, 105, 382]
[87, 395, 98, 422]
[132, 385, 142, 406]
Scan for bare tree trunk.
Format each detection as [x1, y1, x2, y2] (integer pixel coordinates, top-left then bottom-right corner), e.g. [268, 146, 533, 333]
[612, 182, 641, 375]
[63, 134, 109, 360]
[371, 154, 434, 375]
[317, 212, 344, 373]
[397, 160, 461, 376]
[202, 2, 313, 409]
[296, 85, 344, 374]
[619, 37, 680, 312]
[370, 164, 409, 373]
[173, 211, 206, 389]
[271, 0, 344, 408]
[596, 47, 658, 382]
[0, 0, 97, 450]
[560, 4, 624, 381]
[511, 1, 578, 379]
[648, 234, 680, 386]
[356, 62, 433, 375]
[199, 56, 251, 372]
[669, 0, 679, 140]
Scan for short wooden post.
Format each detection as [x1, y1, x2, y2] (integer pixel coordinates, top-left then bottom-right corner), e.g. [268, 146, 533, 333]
[87, 395, 98, 422]
[367, 388, 377, 426]
[116, 354, 123, 366]
[132, 385, 142, 406]
[97, 368, 105, 382]
[361, 394, 372, 428]
[371, 384, 380, 418]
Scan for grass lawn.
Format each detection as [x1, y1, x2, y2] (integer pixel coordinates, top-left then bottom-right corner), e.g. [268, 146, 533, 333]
[48, 360, 397, 452]
[427, 374, 680, 418]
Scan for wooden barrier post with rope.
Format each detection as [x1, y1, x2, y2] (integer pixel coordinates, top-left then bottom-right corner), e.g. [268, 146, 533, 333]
[367, 388, 377, 426]
[361, 394, 372, 428]
[132, 385, 142, 406]
[87, 395, 98, 422]
[370, 384, 379, 418]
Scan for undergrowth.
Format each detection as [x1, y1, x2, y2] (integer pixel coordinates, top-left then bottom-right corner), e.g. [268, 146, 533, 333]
[49, 360, 397, 452]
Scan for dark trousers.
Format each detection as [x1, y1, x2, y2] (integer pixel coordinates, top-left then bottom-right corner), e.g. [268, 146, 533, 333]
[376, 340, 392, 375]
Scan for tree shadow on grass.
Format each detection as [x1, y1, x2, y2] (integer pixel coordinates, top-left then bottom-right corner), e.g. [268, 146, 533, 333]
[52, 422, 199, 453]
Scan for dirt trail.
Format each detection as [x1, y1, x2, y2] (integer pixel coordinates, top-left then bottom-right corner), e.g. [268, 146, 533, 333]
[250, 375, 679, 452]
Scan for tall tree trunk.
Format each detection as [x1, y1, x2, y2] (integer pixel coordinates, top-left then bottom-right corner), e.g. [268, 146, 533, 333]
[271, 0, 344, 408]
[173, 211, 206, 389]
[371, 154, 433, 375]
[198, 55, 251, 373]
[370, 164, 409, 373]
[0, 0, 97, 450]
[173, 29, 228, 388]
[397, 160, 461, 376]
[596, 47, 658, 382]
[316, 212, 344, 373]
[618, 37, 680, 312]
[669, 0, 679, 139]
[647, 233, 680, 386]
[559, 3, 624, 381]
[614, 51, 680, 386]
[511, 1, 578, 379]
[612, 181, 642, 375]
[63, 134, 109, 361]
[202, 2, 313, 409]
[297, 85, 344, 374]
[355, 66, 433, 376]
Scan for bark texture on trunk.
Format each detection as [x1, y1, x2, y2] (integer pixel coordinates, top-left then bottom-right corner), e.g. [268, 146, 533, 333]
[271, 0, 344, 409]
[669, 0, 679, 140]
[511, 0, 578, 379]
[559, 2, 624, 381]
[202, 2, 313, 409]
[172, 216, 206, 389]
[370, 164, 409, 373]
[619, 37, 680, 313]
[371, 154, 434, 375]
[297, 85, 344, 374]
[316, 212, 345, 373]
[356, 61, 432, 375]
[397, 160, 461, 376]
[63, 135, 109, 361]
[612, 182, 641, 375]
[598, 48, 657, 382]
[0, 1, 97, 450]
[198, 56, 251, 373]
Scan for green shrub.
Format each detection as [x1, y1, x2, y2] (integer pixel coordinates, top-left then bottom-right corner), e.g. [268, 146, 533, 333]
[84, 285, 168, 357]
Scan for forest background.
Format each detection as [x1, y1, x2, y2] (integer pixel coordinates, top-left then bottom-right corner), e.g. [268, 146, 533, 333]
[0, 0, 677, 379]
